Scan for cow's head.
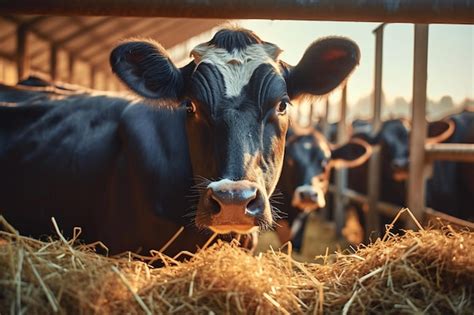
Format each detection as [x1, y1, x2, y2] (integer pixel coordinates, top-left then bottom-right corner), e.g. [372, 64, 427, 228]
[110, 28, 360, 234]
[363, 118, 455, 181]
[281, 127, 371, 212]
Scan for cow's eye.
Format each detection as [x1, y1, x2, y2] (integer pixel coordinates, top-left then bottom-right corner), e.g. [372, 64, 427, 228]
[276, 100, 288, 115]
[185, 100, 196, 114]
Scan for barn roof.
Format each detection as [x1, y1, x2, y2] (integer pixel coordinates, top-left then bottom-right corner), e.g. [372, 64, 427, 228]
[0, 16, 224, 89]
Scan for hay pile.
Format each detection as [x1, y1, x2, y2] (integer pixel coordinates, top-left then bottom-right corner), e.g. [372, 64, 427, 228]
[0, 216, 473, 314]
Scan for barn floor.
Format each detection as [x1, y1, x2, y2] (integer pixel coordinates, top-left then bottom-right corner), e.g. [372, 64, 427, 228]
[256, 213, 351, 262]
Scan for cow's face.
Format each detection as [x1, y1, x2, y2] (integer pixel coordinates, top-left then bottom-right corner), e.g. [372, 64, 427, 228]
[282, 129, 371, 212]
[375, 119, 455, 181]
[110, 28, 360, 234]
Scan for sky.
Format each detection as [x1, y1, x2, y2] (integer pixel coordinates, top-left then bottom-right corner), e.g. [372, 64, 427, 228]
[236, 20, 473, 106]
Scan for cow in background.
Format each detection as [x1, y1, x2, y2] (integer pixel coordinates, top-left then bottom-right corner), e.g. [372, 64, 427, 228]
[275, 125, 372, 251]
[0, 27, 361, 256]
[345, 116, 459, 243]
[427, 108, 474, 222]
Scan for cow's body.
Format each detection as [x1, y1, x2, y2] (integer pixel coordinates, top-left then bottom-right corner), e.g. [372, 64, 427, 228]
[0, 27, 361, 255]
[427, 109, 474, 222]
[345, 112, 473, 243]
[0, 94, 210, 255]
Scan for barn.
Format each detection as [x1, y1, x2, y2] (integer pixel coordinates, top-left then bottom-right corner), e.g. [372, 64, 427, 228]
[0, 1, 473, 313]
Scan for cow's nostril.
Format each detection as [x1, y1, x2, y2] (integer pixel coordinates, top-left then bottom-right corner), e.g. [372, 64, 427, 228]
[209, 195, 221, 214]
[245, 190, 263, 217]
[300, 190, 318, 202]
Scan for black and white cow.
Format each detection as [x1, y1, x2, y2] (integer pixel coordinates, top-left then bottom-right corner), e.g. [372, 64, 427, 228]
[275, 126, 371, 250]
[0, 28, 360, 255]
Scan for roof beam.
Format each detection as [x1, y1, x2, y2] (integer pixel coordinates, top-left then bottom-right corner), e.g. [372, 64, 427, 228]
[77, 18, 171, 68]
[0, 0, 472, 24]
[55, 17, 115, 46]
[89, 19, 221, 69]
[1, 16, 53, 43]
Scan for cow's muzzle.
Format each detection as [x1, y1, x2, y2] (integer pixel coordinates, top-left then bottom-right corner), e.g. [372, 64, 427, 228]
[292, 185, 326, 212]
[201, 179, 267, 234]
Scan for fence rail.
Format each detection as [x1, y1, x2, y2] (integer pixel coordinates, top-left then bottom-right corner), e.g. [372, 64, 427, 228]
[1, 0, 473, 24]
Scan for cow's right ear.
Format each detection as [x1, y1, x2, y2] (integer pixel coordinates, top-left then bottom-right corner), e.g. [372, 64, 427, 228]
[110, 40, 184, 101]
[329, 138, 372, 169]
[427, 119, 455, 144]
[284, 37, 360, 99]
[351, 132, 379, 145]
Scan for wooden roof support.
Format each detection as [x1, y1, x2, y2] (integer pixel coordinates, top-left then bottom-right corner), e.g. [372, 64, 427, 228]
[22, 16, 50, 28]
[28, 17, 116, 60]
[1, 15, 54, 44]
[68, 53, 75, 83]
[16, 24, 29, 80]
[1, 0, 472, 24]
[50, 43, 58, 80]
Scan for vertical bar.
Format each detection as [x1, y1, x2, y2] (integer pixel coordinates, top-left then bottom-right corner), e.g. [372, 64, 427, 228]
[407, 24, 429, 229]
[90, 66, 96, 89]
[334, 85, 348, 236]
[0, 59, 4, 82]
[16, 24, 29, 80]
[322, 98, 330, 138]
[68, 54, 75, 83]
[320, 98, 330, 220]
[50, 44, 58, 81]
[307, 102, 314, 128]
[366, 24, 385, 241]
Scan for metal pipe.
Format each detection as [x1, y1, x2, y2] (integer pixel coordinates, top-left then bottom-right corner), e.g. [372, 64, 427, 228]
[425, 143, 474, 162]
[334, 85, 348, 237]
[1, 0, 473, 24]
[322, 98, 330, 139]
[424, 208, 474, 230]
[407, 24, 429, 229]
[328, 185, 405, 221]
[366, 24, 385, 241]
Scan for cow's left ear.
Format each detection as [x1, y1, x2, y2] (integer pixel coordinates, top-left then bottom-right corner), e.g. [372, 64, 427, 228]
[329, 139, 372, 169]
[284, 37, 360, 99]
[110, 40, 184, 101]
[427, 119, 455, 144]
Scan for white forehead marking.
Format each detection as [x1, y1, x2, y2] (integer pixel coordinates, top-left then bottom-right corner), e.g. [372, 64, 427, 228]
[191, 43, 281, 98]
[303, 142, 312, 150]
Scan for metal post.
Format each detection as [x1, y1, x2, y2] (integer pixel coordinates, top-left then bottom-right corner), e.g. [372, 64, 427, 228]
[322, 98, 330, 138]
[308, 102, 314, 128]
[50, 44, 58, 81]
[334, 85, 348, 236]
[16, 24, 29, 80]
[407, 24, 429, 229]
[68, 54, 75, 84]
[366, 23, 385, 241]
